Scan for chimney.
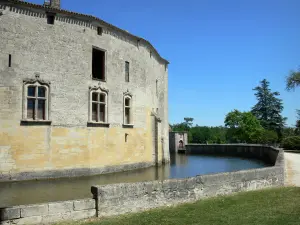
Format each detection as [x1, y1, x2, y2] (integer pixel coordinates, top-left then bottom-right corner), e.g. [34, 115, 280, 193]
[44, 0, 60, 9]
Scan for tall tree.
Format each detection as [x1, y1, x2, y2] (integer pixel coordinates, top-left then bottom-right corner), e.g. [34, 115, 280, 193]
[285, 68, 300, 134]
[183, 117, 194, 128]
[286, 69, 300, 91]
[171, 117, 194, 132]
[251, 79, 286, 138]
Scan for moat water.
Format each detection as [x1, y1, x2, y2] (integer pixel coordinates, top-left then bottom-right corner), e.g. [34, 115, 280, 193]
[0, 154, 269, 207]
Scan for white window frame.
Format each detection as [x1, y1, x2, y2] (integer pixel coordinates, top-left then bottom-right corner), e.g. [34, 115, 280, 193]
[123, 95, 133, 125]
[89, 87, 108, 123]
[23, 79, 50, 121]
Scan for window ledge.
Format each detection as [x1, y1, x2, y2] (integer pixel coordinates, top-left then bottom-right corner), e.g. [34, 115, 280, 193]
[20, 120, 52, 126]
[87, 122, 110, 127]
[122, 124, 134, 128]
[92, 78, 106, 82]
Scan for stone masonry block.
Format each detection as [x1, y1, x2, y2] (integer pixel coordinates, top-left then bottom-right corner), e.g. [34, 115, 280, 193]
[48, 201, 73, 214]
[20, 204, 48, 217]
[9, 216, 42, 225]
[73, 199, 95, 211]
[69, 209, 96, 220]
[0, 207, 20, 220]
[41, 212, 71, 224]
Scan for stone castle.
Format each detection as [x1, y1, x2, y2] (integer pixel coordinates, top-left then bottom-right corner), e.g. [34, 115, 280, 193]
[0, 0, 169, 181]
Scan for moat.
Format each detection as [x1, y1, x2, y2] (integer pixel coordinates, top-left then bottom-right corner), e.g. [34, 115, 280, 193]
[0, 154, 269, 207]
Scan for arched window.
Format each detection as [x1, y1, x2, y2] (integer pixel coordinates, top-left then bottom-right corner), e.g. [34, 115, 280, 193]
[90, 90, 108, 123]
[179, 140, 184, 149]
[124, 96, 132, 125]
[23, 80, 49, 121]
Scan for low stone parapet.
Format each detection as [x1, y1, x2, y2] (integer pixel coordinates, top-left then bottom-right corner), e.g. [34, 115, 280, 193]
[91, 166, 284, 217]
[0, 145, 285, 224]
[91, 145, 285, 218]
[186, 144, 284, 166]
[0, 199, 96, 224]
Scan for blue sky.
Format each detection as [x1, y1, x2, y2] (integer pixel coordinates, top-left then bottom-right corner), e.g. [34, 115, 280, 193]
[30, 0, 300, 126]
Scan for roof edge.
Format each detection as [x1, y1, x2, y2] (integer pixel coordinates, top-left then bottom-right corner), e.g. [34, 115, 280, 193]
[4, 0, 169, 64]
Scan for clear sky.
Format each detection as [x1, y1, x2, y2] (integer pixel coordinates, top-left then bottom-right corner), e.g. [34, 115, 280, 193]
[30, 0, 300, 126]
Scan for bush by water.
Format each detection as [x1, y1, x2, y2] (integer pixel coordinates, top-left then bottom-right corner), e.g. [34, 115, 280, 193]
[282, 136, 300, 150]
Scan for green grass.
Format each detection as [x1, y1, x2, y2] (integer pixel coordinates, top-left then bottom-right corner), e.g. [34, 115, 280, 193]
[62, 187, 300, 225]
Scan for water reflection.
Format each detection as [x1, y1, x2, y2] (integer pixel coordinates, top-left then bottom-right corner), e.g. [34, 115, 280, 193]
[168, 154, 268, 179]
[0, 154, 268, 207]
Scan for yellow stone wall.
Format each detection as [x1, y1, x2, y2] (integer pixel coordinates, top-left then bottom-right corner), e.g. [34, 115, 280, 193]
[0, 108, 163, 177]
[0, 4, 169, 179]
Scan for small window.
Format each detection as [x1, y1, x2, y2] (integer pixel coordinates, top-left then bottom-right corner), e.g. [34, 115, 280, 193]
[8, 54, 11, 67]
[47, 14, 55, 25]
[90, 91, 107, 123]
[97, 26, 103, 35]
[124, 97, 131, 125]
[125, 98, 130, 107]
[25, 85, 48, 120]
[125, 61, 129, 82]
[92, 48, 105, 80]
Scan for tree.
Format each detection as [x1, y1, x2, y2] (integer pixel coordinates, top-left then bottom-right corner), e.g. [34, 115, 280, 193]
[282, 127, 297, 139]
[285, 67, 300, 135]
[188, 126, 227, 144]
[251, 79, 286, 139]
[171, 122, 189, 132]
[183, 117, 194, 128]
[171, 117, 194, 133]
[224, 110, 263, 143]
[286, 69, 300, 91]
[296, 110, 300, 135]
[259, 130, 278, 145]
[171, 118, 227, 144]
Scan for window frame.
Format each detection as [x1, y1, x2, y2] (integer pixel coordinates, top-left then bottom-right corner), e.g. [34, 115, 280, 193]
[46, 12, 55, 25]
[156, 79, 158, 97]
[97, 26, 103, 36]
[22, 79, 50, 122]
[125, 61, 130, 82]
[92, 47, 107, 82]
[89, 87, 109, 124]
[123, 95, 133, 126]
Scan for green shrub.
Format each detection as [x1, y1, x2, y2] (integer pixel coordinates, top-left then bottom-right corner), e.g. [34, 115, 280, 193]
[259, 130, 278, 145]
[282, 136, 300, 150]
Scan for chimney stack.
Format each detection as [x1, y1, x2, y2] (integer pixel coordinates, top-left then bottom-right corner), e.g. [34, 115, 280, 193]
[44, 0, 60, 9]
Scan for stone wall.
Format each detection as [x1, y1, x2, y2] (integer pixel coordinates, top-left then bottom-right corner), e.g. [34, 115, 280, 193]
[0, 199, 95, 224]
[186, 144, 284, 166]
[91, 145, 285, 217]
[0, 145, 285, 223]
[92, 167, 284, 217]
[0, 0, 169, 181]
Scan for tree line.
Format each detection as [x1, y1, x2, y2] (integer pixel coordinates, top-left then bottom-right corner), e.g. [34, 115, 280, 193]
[171, 68, 300, 148]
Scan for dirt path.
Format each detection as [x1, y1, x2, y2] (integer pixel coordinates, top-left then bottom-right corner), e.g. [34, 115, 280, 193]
[285, 152, 300, 187]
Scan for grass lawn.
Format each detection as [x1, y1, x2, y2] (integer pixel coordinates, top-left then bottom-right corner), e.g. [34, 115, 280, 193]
[61, 187, 300, 225]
